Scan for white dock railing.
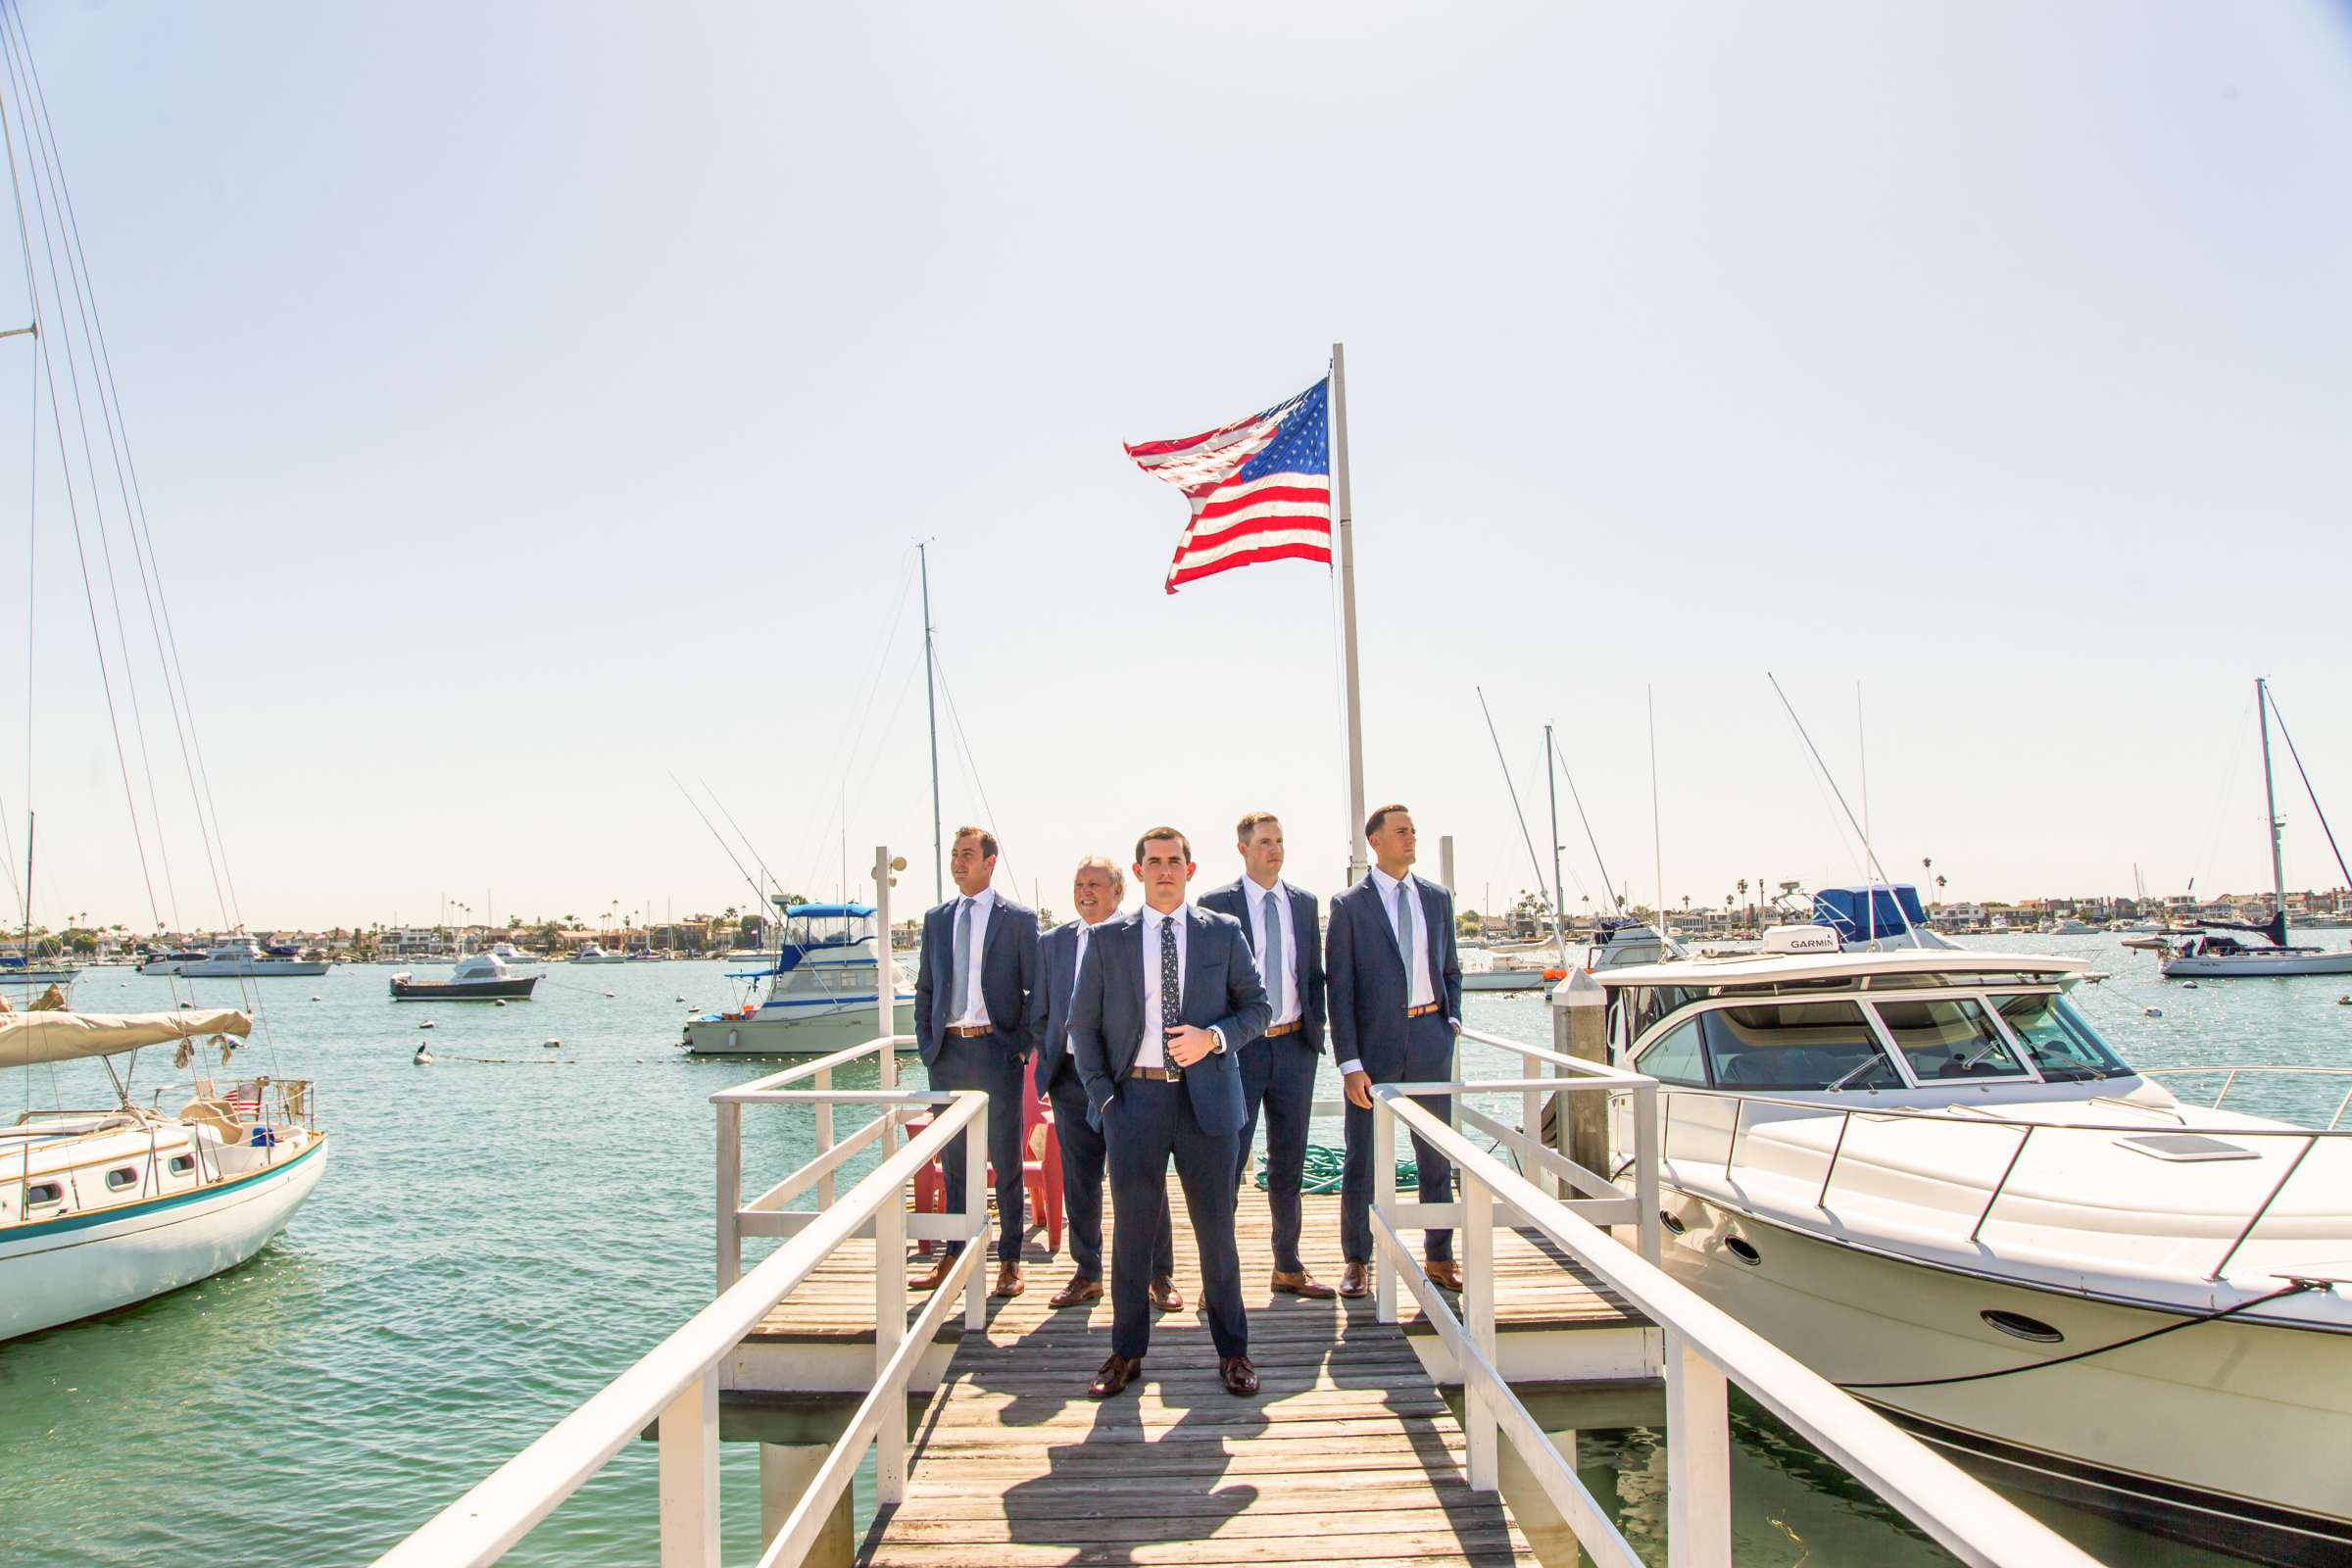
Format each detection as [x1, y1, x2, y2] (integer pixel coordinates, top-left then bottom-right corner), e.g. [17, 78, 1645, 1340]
[1368, 1084, 2105, 1568]
[375, 1034, 984, 1568]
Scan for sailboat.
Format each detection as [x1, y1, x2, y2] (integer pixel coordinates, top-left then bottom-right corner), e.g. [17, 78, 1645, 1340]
[2163, 678, 2352, 978]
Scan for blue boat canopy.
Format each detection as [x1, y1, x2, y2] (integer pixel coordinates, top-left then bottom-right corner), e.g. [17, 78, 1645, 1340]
[775, 902, 876, 919]
[1812, 885, 1928, 943]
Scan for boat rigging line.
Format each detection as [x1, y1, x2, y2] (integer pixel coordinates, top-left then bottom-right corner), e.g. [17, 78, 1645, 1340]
[926, 635, 1012, 894]
[1473, 686, 1565, 963]
[698, 776, 786, 906]
[2260, 687, 2352, 899]
[1547, 728, 1622, 913]
[666, 772, 768, 911]
[1766, 672, 1917, 945]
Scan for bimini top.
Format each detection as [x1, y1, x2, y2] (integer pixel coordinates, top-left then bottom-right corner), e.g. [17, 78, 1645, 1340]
[1812, 884, 1929, 944]
[775, 903, 875, 920]
[1594, 948, 2089, 991]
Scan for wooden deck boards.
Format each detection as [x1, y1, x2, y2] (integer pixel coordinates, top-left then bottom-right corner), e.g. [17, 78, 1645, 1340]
[837, 1177, 1647, 1567]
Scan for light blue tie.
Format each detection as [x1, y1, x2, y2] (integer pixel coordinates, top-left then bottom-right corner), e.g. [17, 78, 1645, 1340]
[949, 898, 972, 1021]
[1393, 879, 1417, 997]
[1262, 888, 1286, 1021]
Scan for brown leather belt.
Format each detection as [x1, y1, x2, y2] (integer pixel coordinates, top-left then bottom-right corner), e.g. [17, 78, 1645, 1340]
[1405, 1002, 1442, 1018]
[1263, 1021, 1303, 1039]
[946, 1023, 995, 1038]
[1126, 1065, 1178, 1081]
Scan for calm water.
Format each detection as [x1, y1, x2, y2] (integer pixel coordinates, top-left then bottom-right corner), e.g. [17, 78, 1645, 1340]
[0, 935, 2343, 1565]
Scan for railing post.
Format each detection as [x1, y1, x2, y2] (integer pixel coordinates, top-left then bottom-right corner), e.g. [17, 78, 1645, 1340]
[1664, 1328, 1731, 1568]
[716, 1100, 743, 1292]
[1462, 1166, 1497, 1492]
[657, 1373, 720, 1567]
[874, 844, 899, 1155]
[875, 1161, 908, 1504]
[1374, 1096, 1398, 1324]
[1519, 1048, 1551, 1201]
[963, 1095, 988, 1332]
[815, 1064, 837, 1208]
[1634, 1081, 1662, 1266]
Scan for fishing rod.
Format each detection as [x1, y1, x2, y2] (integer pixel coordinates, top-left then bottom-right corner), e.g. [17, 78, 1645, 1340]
[700, 776, 785, 905]
[666, 771, 768, 910]
[1766, 673, 1918, 944]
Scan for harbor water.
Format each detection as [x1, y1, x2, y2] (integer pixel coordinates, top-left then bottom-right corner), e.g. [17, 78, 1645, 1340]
[1, 935, 2340, 1565]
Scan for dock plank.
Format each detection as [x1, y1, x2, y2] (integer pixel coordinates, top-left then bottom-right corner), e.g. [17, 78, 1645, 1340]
[837, 1176, 1643, 1567]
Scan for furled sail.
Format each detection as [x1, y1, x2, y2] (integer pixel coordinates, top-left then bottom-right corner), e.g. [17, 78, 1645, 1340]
[0, 1007, 251, 1070]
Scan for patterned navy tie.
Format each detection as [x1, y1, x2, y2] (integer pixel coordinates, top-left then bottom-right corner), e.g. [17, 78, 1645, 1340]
[1159, 914, 1183, 1082]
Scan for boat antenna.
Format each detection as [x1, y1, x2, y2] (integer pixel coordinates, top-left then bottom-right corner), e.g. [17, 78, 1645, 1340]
[1544, 722, 1568, 961]
[1548, 728, 1622, 913]
[2262, 685, 2352, 899]
[667, 771, 768, 910]
[918, 539, 944, 905]
[1473, 686, 1565, 966]
[1858, 683, 1877, 951]
[1647, 685, 1664, 939]
[1766, 673, 1917, 944]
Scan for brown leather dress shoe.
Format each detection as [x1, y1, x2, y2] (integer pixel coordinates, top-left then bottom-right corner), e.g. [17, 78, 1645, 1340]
[1089, 1353, 1143, 1398]
[1150, 1276, 1184, 1313]
[1219, 1355, 1259, 1396]
[992, 1262, 1026, 1298]
[910, 1254, 955, 1292]
[1270, 1269, 1338, 1299]
[1049, 1273, 1103, 1308]
[1337, 1261, 1370, 1298]
[1425, 1258, 1465, 1293]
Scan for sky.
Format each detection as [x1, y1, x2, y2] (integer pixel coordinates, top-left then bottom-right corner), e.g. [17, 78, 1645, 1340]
[3, 1, 2349, 935]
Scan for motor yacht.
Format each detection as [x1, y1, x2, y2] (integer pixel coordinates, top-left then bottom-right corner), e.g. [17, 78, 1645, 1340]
[389, 953, 539, 1002]
[1597, 929, 2352, 1561]
[1, 1006, 329, 1340]
[175, 940, 331, 979]
[569, 943, 626, 964]
[135, 947, 208, 975]
[682, 901, 913, 1055]
[488, 942, 541, 966]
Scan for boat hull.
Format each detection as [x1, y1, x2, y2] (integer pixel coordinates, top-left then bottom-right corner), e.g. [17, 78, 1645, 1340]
[175, 959, 332, 978]
[390, 974, 540, 1001]
[0, 1133, 329, 1341]
[2161, 950, 2352, 978]
[682, 996, 915, 1054]
[1657, 1190, 2352, 1561]
[1461, 969, 1552, 993]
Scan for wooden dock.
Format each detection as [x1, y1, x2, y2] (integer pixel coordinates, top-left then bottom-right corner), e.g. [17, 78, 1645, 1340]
[738, 1176, 1652, 1566]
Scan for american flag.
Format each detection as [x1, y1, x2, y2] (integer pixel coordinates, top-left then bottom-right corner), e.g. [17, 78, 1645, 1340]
[1125, 377, 1331, 594]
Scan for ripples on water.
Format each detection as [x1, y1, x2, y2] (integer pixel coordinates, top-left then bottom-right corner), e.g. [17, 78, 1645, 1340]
[0, 936, 2336, 1564]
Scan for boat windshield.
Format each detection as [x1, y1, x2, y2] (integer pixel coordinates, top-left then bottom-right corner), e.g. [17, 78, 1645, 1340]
[1690, 1000, 1903, 1091]
[1870, 996, 2029, 1081]
[1987, 993, 2132, 1082]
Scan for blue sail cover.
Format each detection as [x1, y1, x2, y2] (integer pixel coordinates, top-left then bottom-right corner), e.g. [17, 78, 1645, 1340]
[1813, 885, 1929, 943]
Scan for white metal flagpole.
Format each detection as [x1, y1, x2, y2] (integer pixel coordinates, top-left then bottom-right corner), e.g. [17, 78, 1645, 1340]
[1332, 343, 1369, 885]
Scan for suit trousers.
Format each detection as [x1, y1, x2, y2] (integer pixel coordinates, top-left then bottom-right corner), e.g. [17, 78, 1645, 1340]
[1232, 1035, 1321, 1274]
[1340, 1011, 1457, 1264]
[1102, 1075, 1248, 1361]
[927, 1035, 1028, 1261]
[1046, 1058, 1172, 1281]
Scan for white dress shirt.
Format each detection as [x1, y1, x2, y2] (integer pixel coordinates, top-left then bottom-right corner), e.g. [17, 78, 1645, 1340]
[1245, 878, 1301, 1030]
[1339, 868, 1437, 1079]
[951, 887, 996, 1028]
[1134, 902, 1231, 1069]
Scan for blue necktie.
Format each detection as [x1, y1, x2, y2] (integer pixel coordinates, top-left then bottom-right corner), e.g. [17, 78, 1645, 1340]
[1394, 880, 1417, 1001]
[1262, 888, 1286, 1022]
[1159, 915, 1183, 1082]
[949, 899, 972, 1022]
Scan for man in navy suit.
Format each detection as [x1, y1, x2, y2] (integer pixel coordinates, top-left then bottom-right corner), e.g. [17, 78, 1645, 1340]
[1024, 855, 1176, 1311]
[913, 825, 1039, 1298]
[1068, 826, 1270, 1399]
[1325, 804, 1465, 1298]
[1199, 811, 1335, 1300]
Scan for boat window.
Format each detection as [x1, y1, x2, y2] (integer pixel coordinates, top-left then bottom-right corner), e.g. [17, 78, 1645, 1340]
[1870, 997, 2029, 1081]
[25, 1181, 62, 1205]
[1626, 985, 1704, 1044]
[1988, 994, 2132, 1081]
[168, 1153, 197, 1175]
[106, 1166, 138, 1192]
[1694, 1001, 1903, 1091]
[1636, 1021, 1711, 1087]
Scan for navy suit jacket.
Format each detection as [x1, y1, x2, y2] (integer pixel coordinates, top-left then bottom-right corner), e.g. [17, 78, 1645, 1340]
[1022, 917, 1105, 1088]
[1197, 877, 1326, 1053]
[1066, 904, 1270, 1138]
[914, 891, 1039, 1066]
[1325, 873, 1463, 1081]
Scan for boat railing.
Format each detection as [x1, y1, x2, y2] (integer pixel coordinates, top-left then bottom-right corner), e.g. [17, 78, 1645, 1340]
[2140, 1064, 2352, 1128]
[375, 1032, 986, 1568]
[1371, 1085, 2104, 1568]
[1652, 1083, 2352, 1283]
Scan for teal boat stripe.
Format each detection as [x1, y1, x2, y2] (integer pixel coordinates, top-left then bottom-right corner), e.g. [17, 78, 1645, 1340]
[5, 1134, 325, 1243]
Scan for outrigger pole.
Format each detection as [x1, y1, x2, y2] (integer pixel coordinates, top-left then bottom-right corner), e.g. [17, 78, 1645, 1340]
[1331, 343, 1368, 886]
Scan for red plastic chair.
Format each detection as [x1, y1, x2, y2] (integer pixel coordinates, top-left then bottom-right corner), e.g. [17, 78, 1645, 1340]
[911, 1055, 1062, 1258]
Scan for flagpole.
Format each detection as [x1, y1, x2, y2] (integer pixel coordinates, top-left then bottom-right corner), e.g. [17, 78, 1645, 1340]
[1332, 342, 1368, 886]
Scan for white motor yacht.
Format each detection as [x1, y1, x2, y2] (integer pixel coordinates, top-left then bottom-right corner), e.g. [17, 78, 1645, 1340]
[682, 901, 913, 1055]
[1, 1006, 329, 1340]
[488, 942, 541, 966]
[175, 940, 331, 979]
[1597, 929, 2352, 1560]
[136, 948, 208, 975]
[569, 943, 626, 964]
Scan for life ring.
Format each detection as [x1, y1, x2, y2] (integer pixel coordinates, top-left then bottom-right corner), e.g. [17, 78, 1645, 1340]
[1542, 968, 1567, 982]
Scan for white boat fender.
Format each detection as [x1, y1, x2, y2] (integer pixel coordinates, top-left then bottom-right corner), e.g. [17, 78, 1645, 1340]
[311, 994, 321, 1002]
[2181, 980, 2199, 989]
[604, 992, 616, 999]
[419, 1019, 436, 1030]
[2143, 1006, 2164, 1017]
[542, 1038, 561, 1049]
[494, 999, 508, 1007]
[414, 1044, 432, 1065]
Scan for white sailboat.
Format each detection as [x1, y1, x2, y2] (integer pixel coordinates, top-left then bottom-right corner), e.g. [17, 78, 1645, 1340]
[2163, 679, 2352, 979]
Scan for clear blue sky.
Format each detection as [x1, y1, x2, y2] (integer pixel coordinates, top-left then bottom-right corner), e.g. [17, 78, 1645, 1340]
[6, 1, 2350, 934]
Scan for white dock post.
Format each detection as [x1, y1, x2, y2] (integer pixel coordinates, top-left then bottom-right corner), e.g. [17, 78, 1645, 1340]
[875, 1170, 909, 1504]
[1373, 1101, 1397, 1324]
[1551, 968, 1612, 1194]
[716, 1101, 743, 1292]
[874, 846, 899, 1155]
[760, 1446, 853, 1568]
[963, 1100, 988, 1332]
[1462, 1166, 1497, 1492]
[1664, 1328, 1732, 1568]
[657, 1373, 720, 1567]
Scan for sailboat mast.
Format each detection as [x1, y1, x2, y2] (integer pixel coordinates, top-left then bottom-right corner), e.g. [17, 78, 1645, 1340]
[2258, 677, 2286, 917]
[1544, 723, 1567, 965]
[918, 542, 944, 906]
